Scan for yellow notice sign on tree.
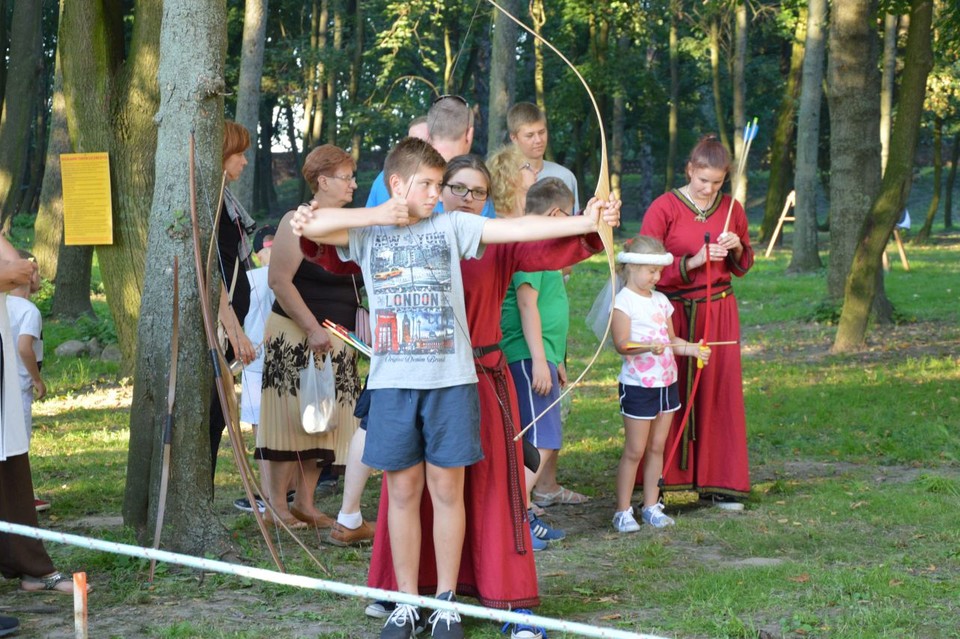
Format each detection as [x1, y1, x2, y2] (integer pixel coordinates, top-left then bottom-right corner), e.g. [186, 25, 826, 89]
[61, 152, 113, 245]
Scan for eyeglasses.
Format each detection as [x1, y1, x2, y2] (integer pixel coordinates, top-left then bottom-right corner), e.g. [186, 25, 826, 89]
[324, 174, 356, 183]
[443, 183, 488, 201]
[431, 94, 469, 107]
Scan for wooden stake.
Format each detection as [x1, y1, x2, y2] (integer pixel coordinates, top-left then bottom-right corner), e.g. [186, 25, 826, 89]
[73, 572, 88, 639]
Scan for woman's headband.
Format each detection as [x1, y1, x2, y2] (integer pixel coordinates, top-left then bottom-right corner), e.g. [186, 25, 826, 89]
[616, 252, 674, 266]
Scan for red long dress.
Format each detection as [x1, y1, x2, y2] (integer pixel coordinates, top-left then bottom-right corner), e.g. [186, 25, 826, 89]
[637, 191, 754, 497]
[302, 233, 603, 608]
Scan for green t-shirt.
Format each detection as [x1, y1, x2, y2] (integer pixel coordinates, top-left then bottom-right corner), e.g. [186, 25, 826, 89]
[499, 270, 569, 365]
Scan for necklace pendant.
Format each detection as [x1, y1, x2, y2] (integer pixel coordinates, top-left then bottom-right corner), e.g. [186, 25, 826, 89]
[695, 212, 707, 223]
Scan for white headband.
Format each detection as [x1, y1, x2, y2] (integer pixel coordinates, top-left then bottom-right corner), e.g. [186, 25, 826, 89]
[617, 252, 674, 266]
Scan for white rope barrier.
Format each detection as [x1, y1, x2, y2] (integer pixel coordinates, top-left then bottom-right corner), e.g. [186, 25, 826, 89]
[1, 521, 670, 639]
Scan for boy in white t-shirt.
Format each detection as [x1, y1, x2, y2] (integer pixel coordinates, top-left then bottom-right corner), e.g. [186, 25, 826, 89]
[5, 251, 47, 511]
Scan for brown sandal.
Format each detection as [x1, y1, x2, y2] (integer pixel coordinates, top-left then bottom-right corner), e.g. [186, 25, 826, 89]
[20, 572, 81, 595]
[290, 507, 335, 529]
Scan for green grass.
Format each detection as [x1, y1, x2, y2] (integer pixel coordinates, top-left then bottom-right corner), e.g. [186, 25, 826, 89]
[7, 221, 960, 637]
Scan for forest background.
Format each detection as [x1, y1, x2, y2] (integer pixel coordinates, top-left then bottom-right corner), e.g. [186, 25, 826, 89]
[0, 0, 958, 637]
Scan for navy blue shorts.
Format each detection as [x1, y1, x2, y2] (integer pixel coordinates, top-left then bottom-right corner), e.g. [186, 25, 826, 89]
[362, 384, 483, 471]
[510, 360, 563, 450]
[618, 382, 680, 420]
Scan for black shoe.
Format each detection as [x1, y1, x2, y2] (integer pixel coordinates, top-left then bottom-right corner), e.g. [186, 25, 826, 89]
[379, 603, 422, 639]
[427, 591, 463, 639]
[0, 615, 19, 637]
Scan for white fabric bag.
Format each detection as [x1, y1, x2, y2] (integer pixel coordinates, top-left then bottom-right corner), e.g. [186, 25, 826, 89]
[299, 352, 337, 434]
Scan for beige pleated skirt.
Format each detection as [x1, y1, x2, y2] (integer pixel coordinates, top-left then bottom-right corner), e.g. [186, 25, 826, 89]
[254, 313, 361, 465]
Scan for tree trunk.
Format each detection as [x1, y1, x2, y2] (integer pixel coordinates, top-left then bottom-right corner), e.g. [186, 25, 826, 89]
[325, 0, 343, 146]
[759, 8, 806, 245]
[880, 13, 898, 175]
[732, 1, 748, 205]
[915, 114, 942, 242]
[665, 0, 679, 191]
[51, 246, 95, 319]
[349, 0, 363, 161]
[487, 0, 519, 151]
[60, 0, 159, 373]
[0, 0, 7, 113]
[611, 34, 629, 201]
[530, 0, 546, 116]
[33, 59, 68, 281]
[944, 132, 959, 229]
[125, 0, 227, 554]
[788, 0, 827, 273]
[33, 48, 96, 319]
[254, 97, 278, 215]
[826, 0, 881, 301]
[834, 0, 933, 351]
[0, 0, 43, 223]
[233, 0, 269, 215]
[709, 17, 730, 154]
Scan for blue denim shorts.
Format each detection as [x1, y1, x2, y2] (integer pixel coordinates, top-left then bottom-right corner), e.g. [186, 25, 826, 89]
[362, 384, 483, 471]
[618, 382, 680, 420]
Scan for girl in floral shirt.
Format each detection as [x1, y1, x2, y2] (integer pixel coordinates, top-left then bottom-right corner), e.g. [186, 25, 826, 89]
[611, 235, 710, 532]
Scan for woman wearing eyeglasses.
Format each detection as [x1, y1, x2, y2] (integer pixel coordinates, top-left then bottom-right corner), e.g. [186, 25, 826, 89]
[487, 145, 539, 218]
[254, 144, 369, 533]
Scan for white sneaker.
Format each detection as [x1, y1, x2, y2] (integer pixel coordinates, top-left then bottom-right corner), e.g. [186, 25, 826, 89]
[641, 503, 675, 528]
[612, 508, 641, 533]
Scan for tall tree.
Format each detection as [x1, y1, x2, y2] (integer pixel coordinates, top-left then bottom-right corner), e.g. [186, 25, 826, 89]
[731, 0, 748, 204]
[0, 0, 43, 226]
[665, 0, 679, 191]
[709, 15, 731, 153]
[60, 1, 161, 371]
[834, 0, 934, 351]
[788, 0, 827, 273]
[915, 114, 943, 241]
[826, 0, 881, 301]
[33, 49, 96, 319]
[124, 0, 229, 553]
[232, 0, 269, 215]
[487, 0, 519, 151]
[944, 132, 959, 228]
[880, 13, 898, 175]
[759, 7, 807, 244]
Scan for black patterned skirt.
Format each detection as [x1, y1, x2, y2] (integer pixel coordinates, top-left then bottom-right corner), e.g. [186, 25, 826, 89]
[254, 313, 361, 464]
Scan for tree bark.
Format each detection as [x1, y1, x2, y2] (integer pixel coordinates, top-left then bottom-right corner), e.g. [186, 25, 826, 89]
[349, 0, 363, 161]
[788, 0, 827, 273]
[0, 0, 43, 223]
[915, 114, 942, 242]
[709, 17, 731, 154]
[665, 1, 679, 192]
[731, 1, 748, 205]
[759, 8, 806, 245]
[944, 132, 959, 229]
[834, 0, 933, 351]
[530, 0, 546, 116]
[233, 0, 269, 215]
[325, 0, 343, 146]
[33, 48, 96, 319]
[487, 0, 519, 151]
[826, 0, 881, 301]
[60, 0, 159, 372]
[254, 96, 278, 215]
[880, 13, 898, 175]
[124, 0, 227, 554]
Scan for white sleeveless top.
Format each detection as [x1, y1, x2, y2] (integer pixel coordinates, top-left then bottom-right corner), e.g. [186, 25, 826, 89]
[0, 292, 28, 460]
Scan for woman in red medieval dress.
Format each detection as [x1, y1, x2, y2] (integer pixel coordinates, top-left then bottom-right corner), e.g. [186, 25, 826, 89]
[637, 135, 754, 509]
